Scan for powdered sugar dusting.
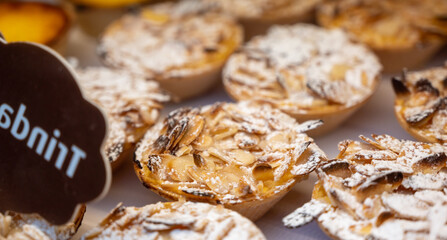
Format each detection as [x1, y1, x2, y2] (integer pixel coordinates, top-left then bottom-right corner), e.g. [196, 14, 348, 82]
[0, 210, 81, 240]
[135, 101, 327, 204]
[284, 135, 447, 240]
[100, 0, 240, 79]
[83, 202, 265, 240]
[283, 200, 328, 228]
[223, 24, 382, 114]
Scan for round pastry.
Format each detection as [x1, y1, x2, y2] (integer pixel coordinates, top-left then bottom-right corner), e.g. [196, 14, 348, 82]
[317, 0, 447, 73]
[392, 65, 447, 144]
[203, 0, 321, 40]
[76, 66, 169, 169]
[0, 1, 71, 54]
[99, 0, 243, 100]
[0, 205, 85, 240]
[284, 134, 447, 240]
[134, 101, 327, 221]
[223, 24, 382, 136]
[83, 202, 266, 240]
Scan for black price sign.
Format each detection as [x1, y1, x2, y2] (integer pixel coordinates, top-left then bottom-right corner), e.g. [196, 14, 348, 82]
[0, 37, 111, 225]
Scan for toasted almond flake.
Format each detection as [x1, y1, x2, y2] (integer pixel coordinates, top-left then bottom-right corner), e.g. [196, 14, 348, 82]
[179, 115, 205, 147]
[228, 149, 255, 166]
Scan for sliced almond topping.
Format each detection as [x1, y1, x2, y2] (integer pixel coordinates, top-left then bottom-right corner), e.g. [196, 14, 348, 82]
[212, 126, 238, 140]
[382, 193, 430, 220]
[412, 152, 447, 174]
[320, 160, 352, 178]
[165, 155, 195, 182]
[301, 134, 447, 240]
[228, 149, 255, 166]
[355, 171, 403, 201]
[192, 134, 214, 151]
[136, 102, 325, 203]
[179, 115, 205, 147]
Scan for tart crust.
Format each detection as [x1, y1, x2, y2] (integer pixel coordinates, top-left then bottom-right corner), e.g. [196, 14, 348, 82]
[0, 205, 86, 240]
[99, 0, 243, 100]
[134, 101, 327, 220]
[83, 202, 266, 240]
[76, 66, 169, 169]
[223, 24, 382, 136]
[317, 0, 447, 73]
[392, 66, 447, 144]
[284, 134, 447, 240]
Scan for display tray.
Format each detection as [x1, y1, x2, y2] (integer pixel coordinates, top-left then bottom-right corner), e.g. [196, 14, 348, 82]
[67, 26, 447, 239]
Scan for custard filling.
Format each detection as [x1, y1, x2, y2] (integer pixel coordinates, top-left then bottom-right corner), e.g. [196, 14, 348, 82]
[0, 2, 68, 45]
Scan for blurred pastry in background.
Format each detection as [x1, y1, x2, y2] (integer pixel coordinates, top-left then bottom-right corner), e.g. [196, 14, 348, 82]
[68, 0, 150, 37]
[223, 24, 382, 136]
[76, 66, 169, 170]
[284, 134, 447, 240]
[317, 0, 447, 73]
[0, 205, 85, 240]
[99, 0, 243, 100]
[0, 1, 72, 54]
[392, 65, 447, 144]
[83, 202, 266, 240]
[134, 101, 327, 221]
[204, 0, 321, 40]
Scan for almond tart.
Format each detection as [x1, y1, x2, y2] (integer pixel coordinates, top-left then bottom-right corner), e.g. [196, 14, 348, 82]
[134, 101, 327, 220]
[284, 134, 447, 240]
[76, 66, 169, 169]
[317, 0, 447, 73]
[392, 66, 447, 144]
[0, 1, 71, 54]
[223, 24, 382, 136]
[99, 0, 243, 100]
[0, 205, 85, 240]
[202, 0, 322, 40]
[83, 202, 266, 240]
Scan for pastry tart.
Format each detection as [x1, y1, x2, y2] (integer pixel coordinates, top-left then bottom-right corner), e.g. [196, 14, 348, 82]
[0, 205, 85, 240]
[223, 24, 382, 136]
[134, 101, 327, 220]
[317, 0, 447, 73]
[99, 0, 243, 100]
[203, 0, 321, 39]
[76, 66, 169, 169]
[83, 202, 266, 239]
[284, 134, 447, 240]
[0, 2, 71, 54]
[392, 65, 447, 144]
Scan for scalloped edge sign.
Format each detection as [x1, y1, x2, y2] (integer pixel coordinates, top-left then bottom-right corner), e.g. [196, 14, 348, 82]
[0, 36, 111, 225]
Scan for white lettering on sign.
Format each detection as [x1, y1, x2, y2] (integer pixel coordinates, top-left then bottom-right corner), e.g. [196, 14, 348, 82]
[0, 103, 86, 178]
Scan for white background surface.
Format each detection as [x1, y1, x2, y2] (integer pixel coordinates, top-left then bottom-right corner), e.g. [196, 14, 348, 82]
[66, 24, 447, 239]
